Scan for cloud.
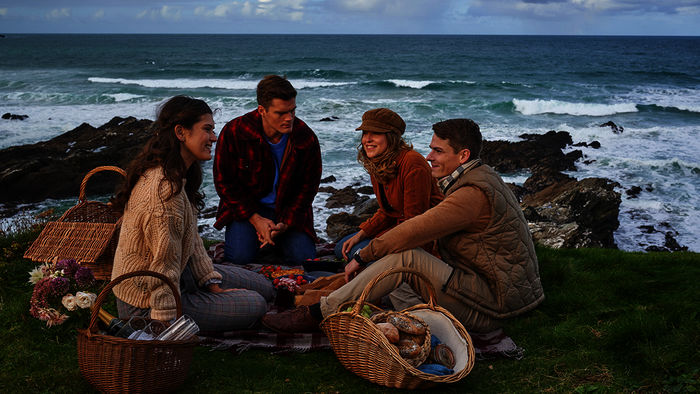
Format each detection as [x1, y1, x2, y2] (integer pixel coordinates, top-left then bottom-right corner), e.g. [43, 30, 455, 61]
[137, 5, 182, 21]
[194, 0, 306, 21]
[46, 8, 70, 19]
[93, 9, 105, 19]
[469, 0, 700, 20]
[326, 0, 453, 20]
[0, 8, 7, 16]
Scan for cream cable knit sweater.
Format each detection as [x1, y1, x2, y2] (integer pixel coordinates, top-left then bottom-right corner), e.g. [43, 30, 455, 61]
[111, 167, 221, 321]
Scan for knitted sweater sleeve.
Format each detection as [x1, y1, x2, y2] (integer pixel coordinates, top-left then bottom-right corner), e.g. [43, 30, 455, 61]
[187, 206, 222, 288]
[143, 183, 188, 322]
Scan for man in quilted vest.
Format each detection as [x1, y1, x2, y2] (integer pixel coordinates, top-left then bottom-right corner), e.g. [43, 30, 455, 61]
[263, 118, 544, 333]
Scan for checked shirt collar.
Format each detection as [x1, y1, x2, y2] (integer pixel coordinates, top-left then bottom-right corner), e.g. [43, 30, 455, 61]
[438, 159, 482, 194]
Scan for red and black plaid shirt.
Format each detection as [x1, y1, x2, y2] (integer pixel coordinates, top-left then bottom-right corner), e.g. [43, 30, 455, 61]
[213, 110, 322, 240]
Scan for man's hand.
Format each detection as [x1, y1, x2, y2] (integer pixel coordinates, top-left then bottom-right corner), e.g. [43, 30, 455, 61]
[344, 259, 363, 283]
[341, 230, 366, 260]
[269, 222, 288, 240]
[249, 213, 276, 246]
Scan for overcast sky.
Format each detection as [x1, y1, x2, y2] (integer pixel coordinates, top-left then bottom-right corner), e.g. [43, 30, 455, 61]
[0, 0, 698, 35]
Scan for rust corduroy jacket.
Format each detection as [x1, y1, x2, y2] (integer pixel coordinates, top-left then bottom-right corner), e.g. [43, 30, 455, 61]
[360, 149, 443, 238]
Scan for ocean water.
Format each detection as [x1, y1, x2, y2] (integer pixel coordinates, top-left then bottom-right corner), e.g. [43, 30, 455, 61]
[1, 34, 698, 251]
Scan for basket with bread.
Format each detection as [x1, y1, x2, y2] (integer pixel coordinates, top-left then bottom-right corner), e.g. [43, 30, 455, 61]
[320, 268, 475, 389]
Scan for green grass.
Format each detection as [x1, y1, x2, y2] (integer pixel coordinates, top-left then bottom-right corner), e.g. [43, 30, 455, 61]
[1, 229, 698, 393]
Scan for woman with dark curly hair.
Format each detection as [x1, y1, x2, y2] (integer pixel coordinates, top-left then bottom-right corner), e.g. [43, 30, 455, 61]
[335, 108, 443, 263]
[111, 96, 273, 332]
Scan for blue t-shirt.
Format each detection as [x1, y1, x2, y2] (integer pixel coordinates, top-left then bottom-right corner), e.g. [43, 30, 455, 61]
[260, 133, 289, 208]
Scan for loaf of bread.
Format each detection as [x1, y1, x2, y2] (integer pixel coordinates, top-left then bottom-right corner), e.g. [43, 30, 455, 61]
[397, 338, 421, 358]
[387, 313, 427, 335]
[376, 322, 399, 343]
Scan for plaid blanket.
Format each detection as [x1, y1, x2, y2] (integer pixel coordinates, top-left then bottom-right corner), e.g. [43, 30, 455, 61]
[199, 323, 522, 360]
[204, 243, 523, 359]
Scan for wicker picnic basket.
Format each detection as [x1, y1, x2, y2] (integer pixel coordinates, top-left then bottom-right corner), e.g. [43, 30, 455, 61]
[24, 166, 126, 280]
[77, 270, 198, 394]
[320, 268, 475, 389]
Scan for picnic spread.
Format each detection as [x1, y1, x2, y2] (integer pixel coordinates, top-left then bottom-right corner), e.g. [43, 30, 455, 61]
[24, 184, 523, 392]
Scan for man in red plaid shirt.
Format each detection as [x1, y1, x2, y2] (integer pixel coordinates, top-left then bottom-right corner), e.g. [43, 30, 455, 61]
[213, 75, 322, 265]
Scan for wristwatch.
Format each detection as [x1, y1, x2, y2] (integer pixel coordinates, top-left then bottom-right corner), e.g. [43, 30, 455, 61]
[353, 249, 368, 267]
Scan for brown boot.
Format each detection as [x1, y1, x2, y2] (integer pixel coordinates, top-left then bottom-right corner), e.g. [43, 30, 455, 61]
[261, 305, 320, 333]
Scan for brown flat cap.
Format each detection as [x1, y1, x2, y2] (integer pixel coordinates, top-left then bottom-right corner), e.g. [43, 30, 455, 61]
[355, 108, 406, 135]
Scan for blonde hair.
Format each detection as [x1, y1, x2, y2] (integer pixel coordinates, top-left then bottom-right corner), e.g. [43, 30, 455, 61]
[357, 132, 412, 184]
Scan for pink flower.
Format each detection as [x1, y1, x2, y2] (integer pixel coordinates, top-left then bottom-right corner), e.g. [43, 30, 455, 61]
[28, 264, 98, 327]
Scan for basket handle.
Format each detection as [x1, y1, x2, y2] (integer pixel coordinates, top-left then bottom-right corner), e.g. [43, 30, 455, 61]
[79, 166, 126, 202]
[350, 267, 438, 316]
[86, 270, 182, 337]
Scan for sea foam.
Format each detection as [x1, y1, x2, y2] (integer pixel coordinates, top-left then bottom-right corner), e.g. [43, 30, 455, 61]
[88, 77, 353, 90]
[513, 99, 638, 116]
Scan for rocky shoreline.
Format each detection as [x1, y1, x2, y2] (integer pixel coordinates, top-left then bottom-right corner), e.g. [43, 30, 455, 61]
[0, 117, 688, 252]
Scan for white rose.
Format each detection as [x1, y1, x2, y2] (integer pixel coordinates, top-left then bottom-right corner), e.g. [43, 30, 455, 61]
[62, 294, 78, 311]
[75, 291, 97, 309]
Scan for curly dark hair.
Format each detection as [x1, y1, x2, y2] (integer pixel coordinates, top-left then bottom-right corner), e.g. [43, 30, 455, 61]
[111, 96, 212, 213]
[357, 132, 412, 184]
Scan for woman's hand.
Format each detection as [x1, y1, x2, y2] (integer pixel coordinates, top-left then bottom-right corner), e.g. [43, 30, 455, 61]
[207, 283, 239, 293]
[341, 230, 367, 260]
[344, 259, 364, 283]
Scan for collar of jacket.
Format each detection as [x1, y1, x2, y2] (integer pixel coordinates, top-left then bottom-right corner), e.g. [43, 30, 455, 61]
[438, 159, 482, 194]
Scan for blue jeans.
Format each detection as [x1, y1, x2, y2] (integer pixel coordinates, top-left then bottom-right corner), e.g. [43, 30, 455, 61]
[224, 206, 316, 265]
[334, 231, 372, 262]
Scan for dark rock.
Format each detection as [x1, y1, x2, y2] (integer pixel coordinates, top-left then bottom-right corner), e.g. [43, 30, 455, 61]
[199, 206, 217, 220]
[523, 165, 575, 195]
[645, 245, 667, 252]
[626, 186, 642, 199]
[357, 186, 374, 195]
[565, 150, 583, 162]
[326, 212, 366, 242]
[320, 175, 336, 183]
[573, 141, 601, 149]
[481, 130, 577, 173]
[2, 113, 29, 120]
[664, 232, 688, 252]
[325, 186, 367, 208]
[639, 225, 657, 234]
[519, 130, 573, 148]
[320, 116, 340, 122]
[644, 184, 654, 192]
[599, 121, 624, 134]
[523, 177, 621, 248]
[352, 198, 379, 217]
[522, 206, 545, 222]
[506, 183, 526, 202]
[583, 160, 596, 165]
[318, 186, 337, 194]
[0, 116, 153, 203]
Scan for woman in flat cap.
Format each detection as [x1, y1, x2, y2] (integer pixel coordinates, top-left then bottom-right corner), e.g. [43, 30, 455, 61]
[336, 108, 443, 264]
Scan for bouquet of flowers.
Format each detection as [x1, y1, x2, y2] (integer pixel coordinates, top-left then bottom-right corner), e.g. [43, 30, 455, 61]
[28, 258, 99, 327]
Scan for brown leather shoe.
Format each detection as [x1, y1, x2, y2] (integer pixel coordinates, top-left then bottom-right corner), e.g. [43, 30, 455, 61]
[261, 305, 320, 333]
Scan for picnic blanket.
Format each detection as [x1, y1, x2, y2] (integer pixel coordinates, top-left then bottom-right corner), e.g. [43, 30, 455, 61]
[203, 243, 524, 359]
[199, 312, 523, 360]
